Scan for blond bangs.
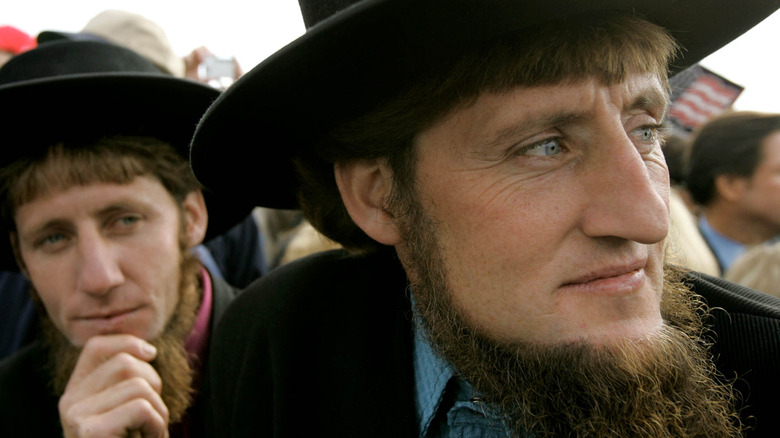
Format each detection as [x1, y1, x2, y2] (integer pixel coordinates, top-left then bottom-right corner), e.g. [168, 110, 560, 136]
[8, 143, 148, 208]
[489, 14, 679, 90]
[4, 142, 154, 225]
[0, 136, 199, 231]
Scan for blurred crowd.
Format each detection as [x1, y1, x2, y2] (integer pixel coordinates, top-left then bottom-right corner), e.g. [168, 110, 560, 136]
[665, 111, 780, 297]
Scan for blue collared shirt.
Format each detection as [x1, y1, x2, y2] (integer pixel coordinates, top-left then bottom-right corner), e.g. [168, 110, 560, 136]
[698, 215, 746, 272]
[413, 319, 516, 438]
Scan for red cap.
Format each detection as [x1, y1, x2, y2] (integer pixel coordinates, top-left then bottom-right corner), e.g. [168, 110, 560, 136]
[0, 25, 37, 54]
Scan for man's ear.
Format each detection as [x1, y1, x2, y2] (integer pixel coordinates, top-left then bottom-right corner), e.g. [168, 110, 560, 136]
[714, 174, 748, 202]
[182, 190, 208, 248]
[334, 159, 402, 246]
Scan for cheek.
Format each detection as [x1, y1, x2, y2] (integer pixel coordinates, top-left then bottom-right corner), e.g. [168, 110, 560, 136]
[429, 187, 572, 327]
[763, 175, 780, 196]
[128, 227, 184, 335]
[742, 176, 780, 207]
[34, 287, 65, 327]
[23, 257, 70, 324]
[149, 247, 183, 317]
[136, 263, 182, 340]
[432, 175, 573, 266]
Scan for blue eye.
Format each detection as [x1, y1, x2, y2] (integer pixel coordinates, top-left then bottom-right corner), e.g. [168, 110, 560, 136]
[42, 234, 65, 245]
[523, 138, 562, 157]
[118, 216, 139, 226]
[34, 232, 68, 250]
[635, 126, 659, 142]
[109, 214, 141, 234]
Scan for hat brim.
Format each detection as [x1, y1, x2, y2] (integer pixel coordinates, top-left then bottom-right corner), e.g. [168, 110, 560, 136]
[190, 0, 779, 209]
[0, 74, 255, 270]
[37, 30, 109, 44]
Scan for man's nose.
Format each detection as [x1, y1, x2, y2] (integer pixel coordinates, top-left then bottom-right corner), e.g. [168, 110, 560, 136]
[76, 230, 124, 296]
[579, 128, 669, 244]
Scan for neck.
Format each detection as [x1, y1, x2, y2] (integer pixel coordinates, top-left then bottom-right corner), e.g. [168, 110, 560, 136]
[703, 207, 775, 245]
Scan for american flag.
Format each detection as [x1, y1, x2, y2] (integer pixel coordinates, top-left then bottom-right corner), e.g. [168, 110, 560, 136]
[667, 65, 744, 134]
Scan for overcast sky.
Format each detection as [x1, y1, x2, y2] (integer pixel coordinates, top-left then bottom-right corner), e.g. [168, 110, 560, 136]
[5, 2, 779, 112]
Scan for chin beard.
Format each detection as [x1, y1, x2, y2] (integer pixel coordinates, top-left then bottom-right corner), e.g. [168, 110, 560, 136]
[394, 196, 742, 437]
[40, 252, 202, 425]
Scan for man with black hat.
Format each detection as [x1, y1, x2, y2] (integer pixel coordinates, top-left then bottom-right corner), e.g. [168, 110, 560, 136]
[0, 40, 252, 437]
[190, 1, 780, 436]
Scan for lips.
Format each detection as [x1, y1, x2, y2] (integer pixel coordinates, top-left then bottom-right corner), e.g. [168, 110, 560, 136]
[78, 306, 139, 321]
[560, 259, 647, 295]
[74, 306, 143, 333]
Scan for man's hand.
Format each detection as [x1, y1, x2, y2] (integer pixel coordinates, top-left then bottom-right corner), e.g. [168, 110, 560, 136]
[183, 45, 243, 86]
[58, 335, 169, 438]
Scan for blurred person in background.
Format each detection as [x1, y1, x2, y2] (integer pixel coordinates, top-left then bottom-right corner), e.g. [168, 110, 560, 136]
[663, 133, 720, 275]
[724, 242, 780, 298]
[37, 9, 243, 88]
[686, 110, 780, 273]
[0, 25, 36, 67]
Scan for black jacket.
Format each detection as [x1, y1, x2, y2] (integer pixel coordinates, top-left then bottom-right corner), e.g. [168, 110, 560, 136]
[207, 249, 780, 437]
[0, 270, 238, 437]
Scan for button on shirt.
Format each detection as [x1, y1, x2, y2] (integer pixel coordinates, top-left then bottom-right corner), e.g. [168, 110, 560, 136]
[413, 320, 516, 438]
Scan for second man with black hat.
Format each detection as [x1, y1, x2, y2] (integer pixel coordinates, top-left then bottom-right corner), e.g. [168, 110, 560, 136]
[0, 40, 252, 437]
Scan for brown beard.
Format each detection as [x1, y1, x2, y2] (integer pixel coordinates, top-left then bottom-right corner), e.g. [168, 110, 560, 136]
[40, 249, 202, 424]
[392, 193, 742, 437]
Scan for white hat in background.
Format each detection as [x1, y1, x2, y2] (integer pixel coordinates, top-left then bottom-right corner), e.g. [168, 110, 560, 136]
[38, 9, 185, 77]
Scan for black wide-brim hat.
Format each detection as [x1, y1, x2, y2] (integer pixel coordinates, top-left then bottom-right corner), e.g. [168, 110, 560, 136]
[190, 0, 780, 210]
[0, 40, 255, 270]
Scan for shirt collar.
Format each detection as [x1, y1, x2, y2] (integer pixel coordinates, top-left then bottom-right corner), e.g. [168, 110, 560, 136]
[184, 266, 213, 364]
[698, 215, 746, 271]
[413, 316, 457, 435]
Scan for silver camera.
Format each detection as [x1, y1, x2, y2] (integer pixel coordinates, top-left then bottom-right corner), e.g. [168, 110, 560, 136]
[200, 56, 236, 80]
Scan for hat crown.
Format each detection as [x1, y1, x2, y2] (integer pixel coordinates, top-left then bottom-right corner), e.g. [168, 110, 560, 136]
[0, 40, 162, 86]
[298, 0, 362, 28]
[81, 9, 185, 77]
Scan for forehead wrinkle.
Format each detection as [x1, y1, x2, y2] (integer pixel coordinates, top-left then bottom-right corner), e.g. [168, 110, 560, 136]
[464, 76, 667, 162]
[474, 112, 583, 161]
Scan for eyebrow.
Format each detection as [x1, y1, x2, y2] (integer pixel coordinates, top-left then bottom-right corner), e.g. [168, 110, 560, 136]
[486, 112, 582, 154]
[96, 203, 140, 219]
[21, 218, 68, 237]
[484, 86, 670, 155]
[628, 88, 670, 120]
